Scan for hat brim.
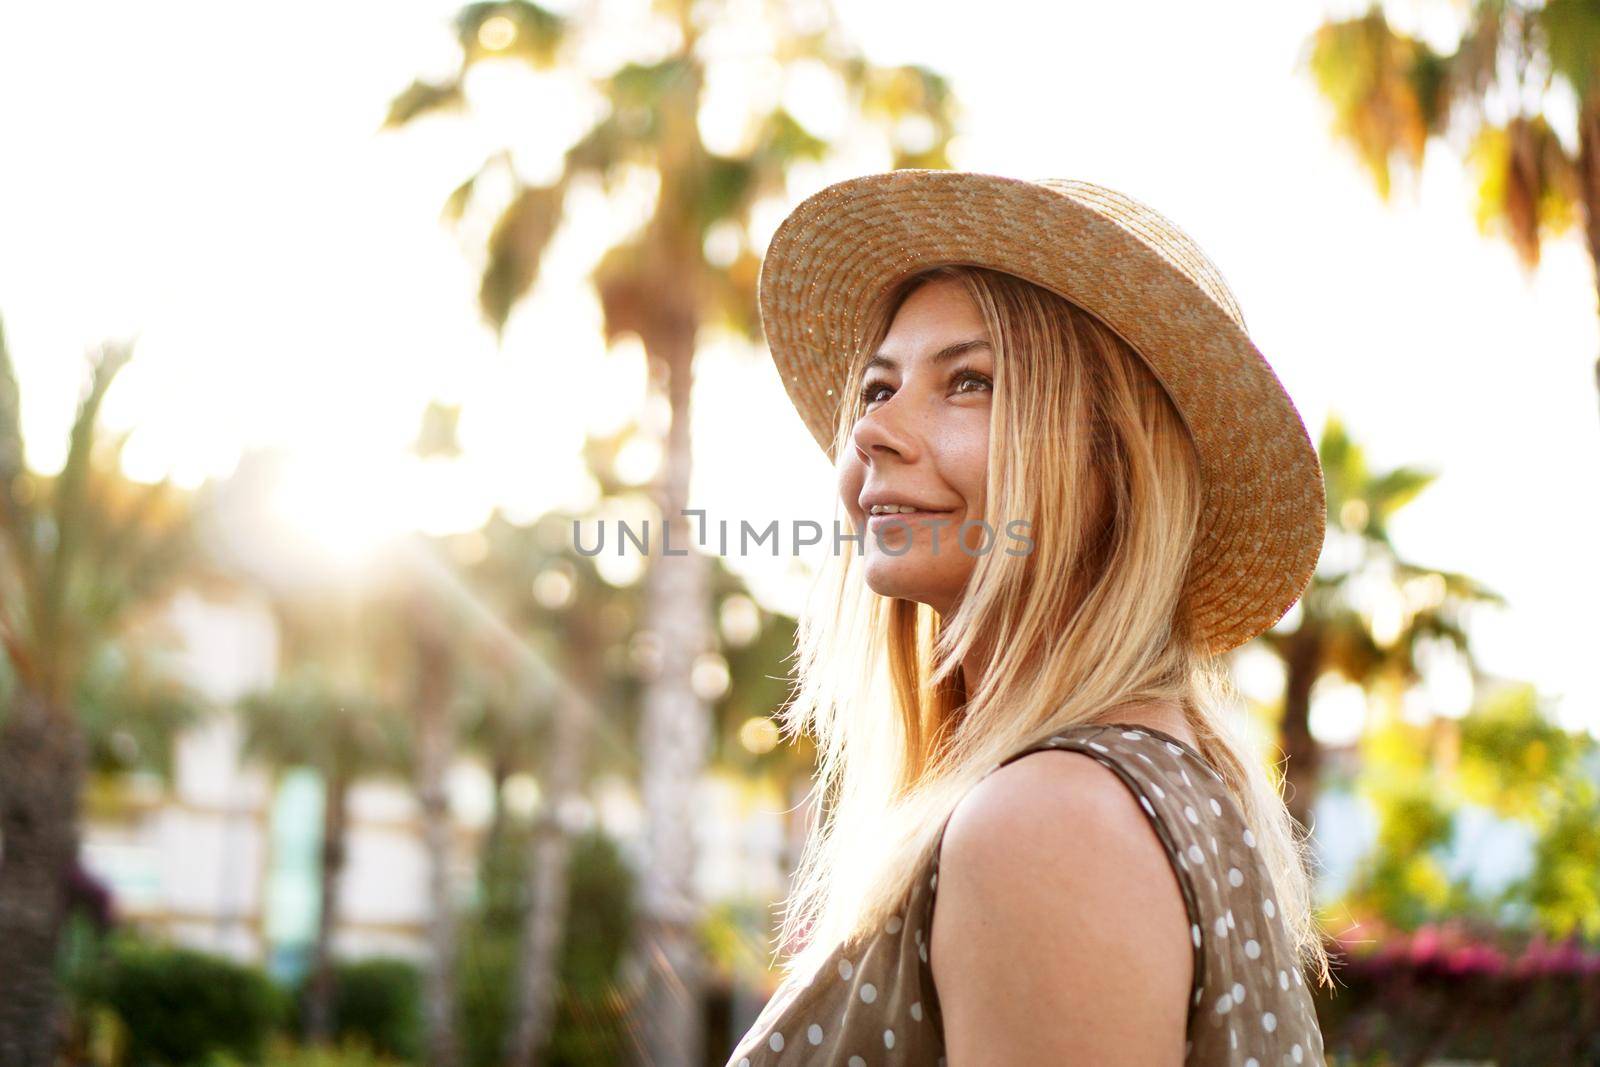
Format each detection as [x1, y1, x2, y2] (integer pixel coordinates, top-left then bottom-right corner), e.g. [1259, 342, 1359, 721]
[757, 170, 1325, 656]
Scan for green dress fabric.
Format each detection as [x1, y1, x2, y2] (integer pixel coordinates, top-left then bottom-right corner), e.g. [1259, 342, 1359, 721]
[723, 722, 1328, 1066]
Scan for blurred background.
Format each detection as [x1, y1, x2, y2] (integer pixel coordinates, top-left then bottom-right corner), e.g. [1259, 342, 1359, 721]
[1, 0, 1598, 1064]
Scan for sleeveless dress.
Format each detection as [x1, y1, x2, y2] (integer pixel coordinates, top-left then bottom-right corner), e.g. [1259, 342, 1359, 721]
[723, 722, 1328, 1066]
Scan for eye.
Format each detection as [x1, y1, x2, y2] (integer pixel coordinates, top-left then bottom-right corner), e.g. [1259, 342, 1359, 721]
[859, 380, 892, 405]
[953, 369, 993, 394]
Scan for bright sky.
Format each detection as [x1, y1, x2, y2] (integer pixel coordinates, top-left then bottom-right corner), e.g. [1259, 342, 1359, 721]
[2, 0, 1596, 736]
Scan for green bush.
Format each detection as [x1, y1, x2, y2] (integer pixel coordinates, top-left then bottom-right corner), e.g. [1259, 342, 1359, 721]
[294, 958, 422, 1062]
[85, 934, 286, 1066]
[211, 1037, 408, 1067]
[459, 828, 636, 1067]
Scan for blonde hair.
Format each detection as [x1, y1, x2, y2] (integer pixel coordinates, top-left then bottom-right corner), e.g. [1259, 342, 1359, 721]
[772, 264, 1334, 991]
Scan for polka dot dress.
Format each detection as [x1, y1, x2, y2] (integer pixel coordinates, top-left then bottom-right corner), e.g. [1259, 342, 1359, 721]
[723, 723, 1327, 1065]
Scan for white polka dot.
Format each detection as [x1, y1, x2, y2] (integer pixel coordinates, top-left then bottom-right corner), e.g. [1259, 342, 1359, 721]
[1278, 970, 1289, 989]
[808, 1024, 823, 1045]
[1243, 828, 1256, 848]
[1209, 798, 1222, 816]
[1193, 987, 1203, 1006]
[1181, 768, 1193, 787]
[1231, 982, 1245, 1003]
[911, 1001, 923, 1021]
[849, 1058, 866, 1067]
[1166, 742, 1184, 756]
[1230, 1027, 1237, 1050]
[1214, 916, 1228, 937]
[1122, 731, 1144, 740]
[1139, 795, 1156, 817]
[1293, 1043, 1303, 1062]
[1215, 993, 1232, 1013]
[838, 959, 853, 980]
[914, 926, 923, 943]
[860, 983, 877, 1004]
[887, 915, 903, 935]
[930, 872, 938, 890]
[1137, 752, 1155, 765]
[1151, 782, 1165, 799]
[1191, 924, 1202, 948]
[1262, 1012, 1277, 1033]
[1088, 741, 1109, 752]
[884, 1028, 896, 1049]
[1228, 867, 1244, 886]
[1184, 804, 1199, 824]
[1263, 897, 1275, 918]
[1245, 939, 1261, 959]
[769, 1032, 784, 1051]
[919, 942, 928, 963]
[1211, 835, 1220, 855]
[1294, 968, 1302, 985]
[1245, 1060, 1260, 1067]
[1226, 909, 1235, 929]
[1188, 844, 1205, 863]
[740, 1059, 750, 1067]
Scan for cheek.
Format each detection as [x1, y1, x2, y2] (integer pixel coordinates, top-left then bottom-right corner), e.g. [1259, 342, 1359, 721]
[944, 414, 990, 514]
[837, 455, 866, 524]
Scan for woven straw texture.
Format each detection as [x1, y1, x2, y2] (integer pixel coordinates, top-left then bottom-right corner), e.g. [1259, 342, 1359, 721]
[757, 170, 1326, 656]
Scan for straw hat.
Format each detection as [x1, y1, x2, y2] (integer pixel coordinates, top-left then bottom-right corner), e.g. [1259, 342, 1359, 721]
[757, 170, 1326, 656]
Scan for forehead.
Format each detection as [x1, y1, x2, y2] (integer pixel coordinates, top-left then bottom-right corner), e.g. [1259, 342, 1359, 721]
[873, 277, 988, 360]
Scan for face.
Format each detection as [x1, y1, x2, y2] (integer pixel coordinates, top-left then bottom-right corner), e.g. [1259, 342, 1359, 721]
[838, 277, 994, 616]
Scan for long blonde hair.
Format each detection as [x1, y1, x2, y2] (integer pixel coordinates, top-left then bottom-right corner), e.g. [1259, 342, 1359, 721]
[773, 264, 1335, 990]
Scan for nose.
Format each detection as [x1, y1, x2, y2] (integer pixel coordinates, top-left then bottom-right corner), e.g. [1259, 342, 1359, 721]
[850, 394, 920, 467]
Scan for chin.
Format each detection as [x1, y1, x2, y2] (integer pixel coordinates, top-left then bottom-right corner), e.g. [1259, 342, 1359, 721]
[862, 555, 955, 611]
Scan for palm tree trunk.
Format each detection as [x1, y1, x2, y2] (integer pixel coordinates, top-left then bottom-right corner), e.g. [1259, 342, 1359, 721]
[0, 687, 86, 1067]
[305, 771, 350, 1045]
[413, 588, 461, 1067]
[1574, 91, 1600, 425]
[628, 325, 713, 1067]
[1280, 626, 1324, 836]
[502, 677, 591, 1066]
[481, 754, 511, 902]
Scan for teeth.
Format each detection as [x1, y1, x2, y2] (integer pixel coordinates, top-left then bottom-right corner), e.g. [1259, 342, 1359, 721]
[870, 504, 922, 514]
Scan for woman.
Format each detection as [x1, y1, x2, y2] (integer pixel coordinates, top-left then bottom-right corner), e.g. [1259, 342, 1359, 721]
[725, 172, 1333, 1065]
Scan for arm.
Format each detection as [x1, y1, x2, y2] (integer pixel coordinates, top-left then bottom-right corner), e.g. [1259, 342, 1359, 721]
[929, 749, 1193, 1065]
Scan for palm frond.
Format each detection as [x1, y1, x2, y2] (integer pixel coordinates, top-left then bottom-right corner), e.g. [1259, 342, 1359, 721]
[1541, 0, 1600, 101]
[454, 1, 566, 69]
[480, 180, 569, 339]
[0, 314, 35, 579]
[1467, 114, 1581, 270]
[383, 78, 466, 129]
[1305, 11, 1440, 199]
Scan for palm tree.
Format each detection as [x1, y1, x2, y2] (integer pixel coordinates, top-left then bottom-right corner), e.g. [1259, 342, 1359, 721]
[407, 573, 470, 1067]
[238, 662, 408, 1046]
[1304, 2, 1600, 420]
[0, 322, 201, 1065]
[383, 3, 958, 1059]
[459, 427, 644, 1065]
[1257, 414, 1504, 834]
[473, 547, 608, 1067]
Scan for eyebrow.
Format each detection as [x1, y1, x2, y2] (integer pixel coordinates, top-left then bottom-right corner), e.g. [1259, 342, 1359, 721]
[863, 338, 991, 374]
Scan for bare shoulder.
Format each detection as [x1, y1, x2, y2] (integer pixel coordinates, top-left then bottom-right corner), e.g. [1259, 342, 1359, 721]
[930, 747, 1192, 1065]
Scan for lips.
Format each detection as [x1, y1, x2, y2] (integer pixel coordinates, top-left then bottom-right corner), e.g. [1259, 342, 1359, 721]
[865, 507, 955, 528]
